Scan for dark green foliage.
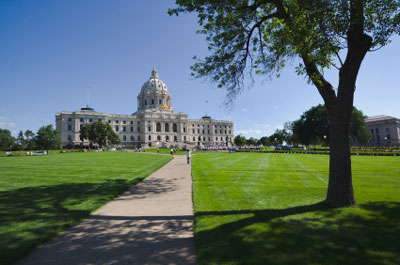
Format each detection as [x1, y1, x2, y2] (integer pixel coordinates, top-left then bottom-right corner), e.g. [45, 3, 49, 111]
[292, 104, 372, 145]
[35, 125, 60, 153]
[0, 129, 14, 150]
[234, 135, 246, 146]
[80, 121, 120, 148]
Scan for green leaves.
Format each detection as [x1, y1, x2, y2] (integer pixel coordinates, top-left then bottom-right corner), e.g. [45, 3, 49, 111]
[170, 0, 400, 102]
[79, 121, 120, 148]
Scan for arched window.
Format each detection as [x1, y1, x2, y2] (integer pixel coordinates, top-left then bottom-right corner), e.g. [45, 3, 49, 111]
[198, 136, 201, 141]
[165, 123, 169, 132]
[156, 122, 161, 132]
[173, 123, 177, 132]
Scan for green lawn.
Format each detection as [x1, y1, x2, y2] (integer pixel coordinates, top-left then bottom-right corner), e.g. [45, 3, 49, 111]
[145, 148, 186, 155]
[0, 152, 172, 265]
[192, 153, 400, 265]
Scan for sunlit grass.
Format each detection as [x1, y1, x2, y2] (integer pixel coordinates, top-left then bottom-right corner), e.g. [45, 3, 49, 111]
[192, 153, 400, 265]
[0, 152, 172, 265]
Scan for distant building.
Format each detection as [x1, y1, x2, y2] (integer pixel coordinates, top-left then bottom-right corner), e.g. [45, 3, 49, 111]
[56, 67, 234, 148]
[365, 115, 400, 146]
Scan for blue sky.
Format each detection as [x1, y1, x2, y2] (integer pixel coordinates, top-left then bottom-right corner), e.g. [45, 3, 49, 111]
[1, 0, 399, 138]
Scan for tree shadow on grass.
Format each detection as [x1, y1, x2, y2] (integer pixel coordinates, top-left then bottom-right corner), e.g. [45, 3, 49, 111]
[195, 201, 400, 265]
[0, 176, 174, 265]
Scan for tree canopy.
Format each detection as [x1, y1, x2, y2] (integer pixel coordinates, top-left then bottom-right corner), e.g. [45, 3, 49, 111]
[80, 121, 120, 148]
[292, 104, 371, 146]
[234, 135, 247, 146]
[36, 125, 60, 153]
[170, 0, 400, 206]
[0, 129, 14, 150]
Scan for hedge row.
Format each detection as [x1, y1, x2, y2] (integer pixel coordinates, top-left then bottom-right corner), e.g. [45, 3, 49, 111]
[238, 150, 399, 156]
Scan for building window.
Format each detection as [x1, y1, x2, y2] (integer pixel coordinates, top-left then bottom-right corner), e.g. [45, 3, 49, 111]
[166, 136, 169, 141]
[148, 135, 151, 141]
[80, 125, 83, 130]
[130, 126, 134, 132]
[174, 136, 178, 141]
[130, 121, 133, 124]
[157, 135, 161, 141]
[131, 135, 134, 141]
[116, 120, 119, 124]
[215, 130, 217, 134]
[208, 137, 210, 141]
[173, 123, 177, 132]
[203, 137, 206, 141]
[137, 121, 140, 125]
[183, 128, 186, 133]
[68, 118, 72, 122]
[229, 130, 231, 134]
[123, 127, 126, 132]
[197, 129, 200, 134]
[137, 127, 141, 133]
[220, 130, 222, 134]
[148, 126, 151, 132]
[151, 99, 154, 105]
[123, 135, 126, 141]
[193, 137, 195, 141]
[192, 129, 195, 133]
[225, 130, 227, 134]
[156, 122, 161, 132]
[159, 99, 162, 104]
[115, 126, 119, 132]
[145, 100, 147, 105]
[138, 135, 141, 141]
[198, 136, 201, 141]
[184, 136, 187, 141]
[108, 120, 111, 123]
[198, 124, 200, 127]
[202, 130, 205, 134]
[165, 123, 170, 132]
[68, 124, 72, 131]
[208, 130, 210, 134]
[89, 119, 92, 122]
[80, 118, 83, 122]
[68, 135, 72, 141]
[216, 137, 219, 141]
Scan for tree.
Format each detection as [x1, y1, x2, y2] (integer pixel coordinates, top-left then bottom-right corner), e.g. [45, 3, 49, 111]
[170, 1, 400, 206]
[292, 104, 371, 146]
[259, 136, 271, 146]
[16, 130, 26, 155]
[246, 137, 258, 146]
[269, 129, 286, 145]
[234, 135, 247, 147]
[35, 125, 60, 153]
[0, 129, 14, 150]
[24, 130, 36, 150]
[80, 121, 120, 148]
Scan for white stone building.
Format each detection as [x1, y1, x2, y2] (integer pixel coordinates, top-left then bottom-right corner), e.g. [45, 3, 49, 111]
[56, 67, 234, 149]
[365, 115, 400, 146]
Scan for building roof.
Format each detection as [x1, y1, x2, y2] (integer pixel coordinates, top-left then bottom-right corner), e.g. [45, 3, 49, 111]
[140, 66, 169, 94]
[365, 115, 398, 123]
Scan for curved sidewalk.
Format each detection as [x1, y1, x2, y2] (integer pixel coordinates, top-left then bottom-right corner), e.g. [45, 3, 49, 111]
[18, 155, 195, 265]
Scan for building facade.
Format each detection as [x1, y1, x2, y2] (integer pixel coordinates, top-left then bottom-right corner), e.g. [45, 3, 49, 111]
[365, 115, 400, 146]
[56, 67, 234, 148]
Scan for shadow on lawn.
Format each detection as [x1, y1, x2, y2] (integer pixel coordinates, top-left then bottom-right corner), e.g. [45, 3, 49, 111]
[0, 177, 175, 265]
[195, 201, 400, 265]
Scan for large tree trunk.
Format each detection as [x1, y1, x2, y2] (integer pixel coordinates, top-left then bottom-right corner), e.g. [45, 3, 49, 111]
[326, 103, 356, 206]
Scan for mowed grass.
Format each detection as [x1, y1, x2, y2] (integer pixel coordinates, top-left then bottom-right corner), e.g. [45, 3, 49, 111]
[0, 152, 172, 265]
[192, 153, 400, 265]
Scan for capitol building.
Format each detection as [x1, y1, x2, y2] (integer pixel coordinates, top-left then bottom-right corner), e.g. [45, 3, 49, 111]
[56, 67, 234, 149]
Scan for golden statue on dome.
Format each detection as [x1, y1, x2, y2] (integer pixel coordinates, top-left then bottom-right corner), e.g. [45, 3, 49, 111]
[161, 104, 170, 110]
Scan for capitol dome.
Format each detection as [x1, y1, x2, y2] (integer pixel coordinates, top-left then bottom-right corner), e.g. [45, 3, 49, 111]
[140, 66, 168, 93]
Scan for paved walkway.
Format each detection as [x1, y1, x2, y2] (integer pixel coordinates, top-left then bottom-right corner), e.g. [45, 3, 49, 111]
[18, 155, 196, 265]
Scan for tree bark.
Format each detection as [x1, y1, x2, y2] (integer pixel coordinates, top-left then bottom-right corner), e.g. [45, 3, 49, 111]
[326, 103, 356, 206]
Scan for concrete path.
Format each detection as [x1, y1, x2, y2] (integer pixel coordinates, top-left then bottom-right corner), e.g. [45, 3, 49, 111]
[17, 155, 196, 265]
